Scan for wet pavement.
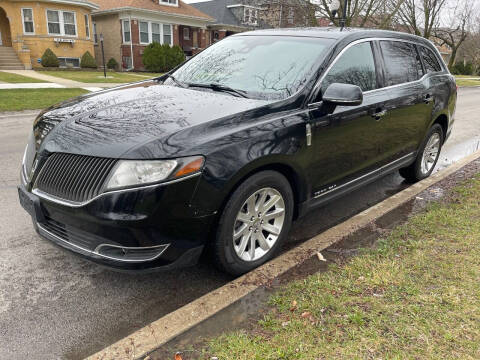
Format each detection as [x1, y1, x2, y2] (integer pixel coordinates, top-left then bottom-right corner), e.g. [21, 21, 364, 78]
[1, 87, 479, 360]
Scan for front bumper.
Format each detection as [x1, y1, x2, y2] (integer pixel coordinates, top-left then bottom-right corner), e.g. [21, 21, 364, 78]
[18, 175, 217, 272]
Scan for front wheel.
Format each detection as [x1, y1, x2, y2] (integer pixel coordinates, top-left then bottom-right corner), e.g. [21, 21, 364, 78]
[399, 124, 444, 182]
[213, 171, 294, 276]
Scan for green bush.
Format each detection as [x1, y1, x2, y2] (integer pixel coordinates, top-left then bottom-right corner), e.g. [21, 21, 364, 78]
[450, 62, 474, 75]
[80, 51, 97, 69]
[142, 43, 185, 72]
[166, 45, 186, 70]
[142, 42, 165, 72]
[107, 58, 118, 70]
[41, 48, 59, 68]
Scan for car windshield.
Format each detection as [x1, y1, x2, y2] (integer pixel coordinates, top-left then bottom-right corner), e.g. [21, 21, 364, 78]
[170, 35, 333, 101]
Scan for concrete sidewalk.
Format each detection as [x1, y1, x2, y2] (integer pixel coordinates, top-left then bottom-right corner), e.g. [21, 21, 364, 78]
[0, 70, 122, 90]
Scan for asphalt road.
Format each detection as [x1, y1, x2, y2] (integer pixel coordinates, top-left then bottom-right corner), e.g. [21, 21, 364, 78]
[1, 87, 479, 360]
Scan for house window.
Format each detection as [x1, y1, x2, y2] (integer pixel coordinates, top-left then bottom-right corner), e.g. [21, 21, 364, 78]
[152, 23, 161, 43]
[93, 22, 97, 44]
[122, 20, 131, 43]
[136, 21, 172, 45]
[58, 57, 80, 68]
[160, 0, 178, 6]
[244, 7, 258, 25]
[123, 56, 132, 69]
[163, 24, 172, 45]
[139, 21, 149, 44]
[47, 10, 77, 36]
[84, 14, 90, 38]
[183, 27, 190, 40]
[22, 8, 35, 34]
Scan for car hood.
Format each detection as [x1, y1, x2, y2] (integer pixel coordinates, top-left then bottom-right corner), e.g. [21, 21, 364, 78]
[34, 80, 271, 159]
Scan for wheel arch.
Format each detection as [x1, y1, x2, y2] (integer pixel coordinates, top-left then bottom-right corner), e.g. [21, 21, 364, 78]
[220, 159, 308, 221]
[432, 113, 448, 142]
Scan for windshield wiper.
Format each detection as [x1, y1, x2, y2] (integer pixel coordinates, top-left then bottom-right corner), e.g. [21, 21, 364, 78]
[163, 74, 187, 88]
[187, 83, 249, 98]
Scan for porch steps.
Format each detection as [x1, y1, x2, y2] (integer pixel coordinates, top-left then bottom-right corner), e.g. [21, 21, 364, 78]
[0, 47, 24, 70]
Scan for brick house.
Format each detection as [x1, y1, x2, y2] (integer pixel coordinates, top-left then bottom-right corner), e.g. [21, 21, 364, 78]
[91, 0, 213, 71]
[191, 0, 316, 42]
[0, 0, 98, 70]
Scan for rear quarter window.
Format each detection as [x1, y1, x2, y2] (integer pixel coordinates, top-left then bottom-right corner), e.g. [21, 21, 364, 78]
[420, 46, 442, 73]
[380, 40, 423, 86]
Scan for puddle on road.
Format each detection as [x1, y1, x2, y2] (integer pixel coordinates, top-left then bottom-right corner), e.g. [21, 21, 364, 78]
[436, 137, 480, 171]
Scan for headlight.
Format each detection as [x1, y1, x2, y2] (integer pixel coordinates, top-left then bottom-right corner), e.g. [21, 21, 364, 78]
[105, 156, 204, 191]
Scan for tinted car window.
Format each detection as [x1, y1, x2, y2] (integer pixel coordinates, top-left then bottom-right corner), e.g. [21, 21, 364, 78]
[322, 41, 377, 93]
[171, 36, 333, 101]
[420, 46, 442, 73]
[380, 41, 422, 86]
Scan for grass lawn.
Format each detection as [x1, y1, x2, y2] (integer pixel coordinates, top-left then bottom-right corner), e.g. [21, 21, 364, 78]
[0, 89, 89, 111]
[36, 71, 163, 83]
[206, 175, 480, 359]
[454, 75, 480, 78]
[456, 78, 480, 87]
[0, 71, 47, 83]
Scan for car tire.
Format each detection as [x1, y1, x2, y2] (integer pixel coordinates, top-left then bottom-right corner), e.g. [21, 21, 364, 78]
[399, 124, 444, 183]
[213, 170, 294, 276]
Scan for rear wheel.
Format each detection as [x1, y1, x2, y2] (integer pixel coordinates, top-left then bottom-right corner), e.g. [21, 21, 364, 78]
[213, 171, 294, 276]
[399, 124, 443, 182]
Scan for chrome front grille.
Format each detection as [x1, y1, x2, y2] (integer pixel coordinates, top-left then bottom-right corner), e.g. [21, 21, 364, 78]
[35, 153, 117, 203]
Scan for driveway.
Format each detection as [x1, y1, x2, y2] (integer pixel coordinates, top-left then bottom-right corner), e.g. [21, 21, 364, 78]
[1, 87, 479, 360]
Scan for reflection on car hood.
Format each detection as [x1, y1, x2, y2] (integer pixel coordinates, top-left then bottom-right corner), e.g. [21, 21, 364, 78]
[34, 81, 271, 159]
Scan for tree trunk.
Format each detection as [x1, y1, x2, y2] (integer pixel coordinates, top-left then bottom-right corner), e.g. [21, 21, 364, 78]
[448, 47, 458, 68]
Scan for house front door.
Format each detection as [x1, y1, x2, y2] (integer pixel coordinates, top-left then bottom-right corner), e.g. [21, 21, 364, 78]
[0, 31, 3, 46]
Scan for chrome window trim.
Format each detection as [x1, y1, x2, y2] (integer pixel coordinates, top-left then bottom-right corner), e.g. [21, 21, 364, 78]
[309, 37, 449, 104]
[32, 172, 201, 208]
[37, 223, 170, 263]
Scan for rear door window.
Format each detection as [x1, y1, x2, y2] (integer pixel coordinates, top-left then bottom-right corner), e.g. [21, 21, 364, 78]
[420, 46, 442, 73]
[380, 41, 423, 86]
[322, 41, 377, 93]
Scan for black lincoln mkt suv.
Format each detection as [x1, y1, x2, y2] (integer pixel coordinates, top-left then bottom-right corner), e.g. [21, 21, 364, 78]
[18, 28, 457, 275]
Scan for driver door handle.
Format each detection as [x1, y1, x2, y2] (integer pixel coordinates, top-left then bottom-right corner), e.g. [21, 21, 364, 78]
[372, 109, 387, 120]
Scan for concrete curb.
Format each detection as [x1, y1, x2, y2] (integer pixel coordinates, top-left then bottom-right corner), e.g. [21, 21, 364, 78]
[87, 149, 480, 360]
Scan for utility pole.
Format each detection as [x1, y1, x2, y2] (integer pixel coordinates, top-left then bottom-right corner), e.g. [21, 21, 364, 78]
[339, 0, 347, 30]
[100, 33, 106, 78]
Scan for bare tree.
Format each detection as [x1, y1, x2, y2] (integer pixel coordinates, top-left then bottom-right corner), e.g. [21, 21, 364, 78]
[458, 15, 480, 73]
[395, 0, 447, 38]
[433, 0, 475, 68]
[314, 0, 405, 29]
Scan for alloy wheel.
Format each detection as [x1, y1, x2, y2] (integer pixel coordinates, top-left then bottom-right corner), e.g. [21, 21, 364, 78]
[421, 132, 441, 175]
[232, 187, 285, 262]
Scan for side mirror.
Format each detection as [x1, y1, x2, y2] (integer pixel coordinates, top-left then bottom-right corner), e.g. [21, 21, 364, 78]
[322, 83, 363, 107]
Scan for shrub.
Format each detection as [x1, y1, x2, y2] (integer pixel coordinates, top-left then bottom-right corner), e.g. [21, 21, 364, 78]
[450, 62, 474, 75]
[41, 48, 59, 68]
[142, 43, 185, 72]
[107, 58, 118, 70]
[142, 42, 166, 72]
[80, 51, 97, 68]
[166, 45, 186, 70]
